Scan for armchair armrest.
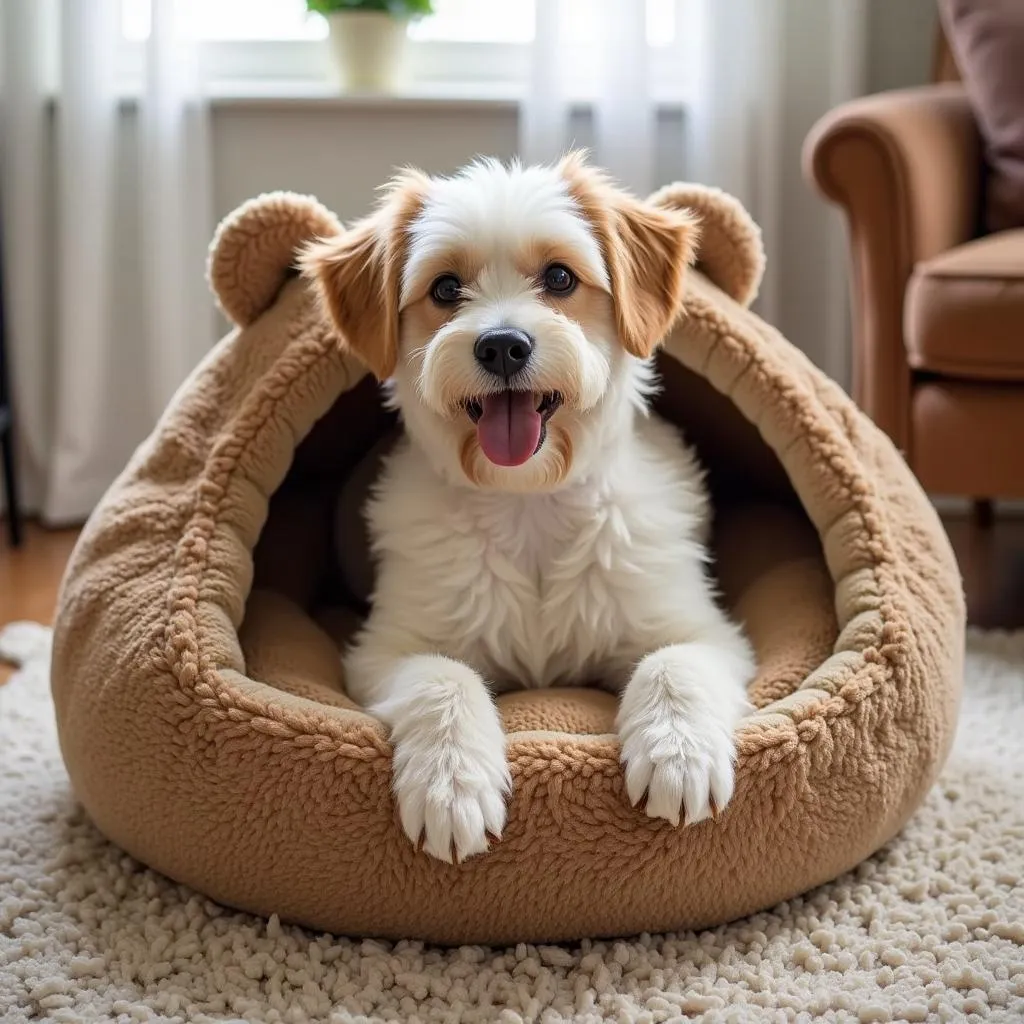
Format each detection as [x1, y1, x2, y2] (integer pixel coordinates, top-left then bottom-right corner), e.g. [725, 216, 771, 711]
[803, 84, 981, 450]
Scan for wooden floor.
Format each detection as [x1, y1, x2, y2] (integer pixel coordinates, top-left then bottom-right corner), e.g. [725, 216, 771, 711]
[0, 523, 79, 685]
[1, 513, 1023, 686]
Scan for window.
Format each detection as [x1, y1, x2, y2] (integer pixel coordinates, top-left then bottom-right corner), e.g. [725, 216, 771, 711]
[120, 0, 684, 96]
[122, 0, 536, 43]
[122, 1, 677, 46]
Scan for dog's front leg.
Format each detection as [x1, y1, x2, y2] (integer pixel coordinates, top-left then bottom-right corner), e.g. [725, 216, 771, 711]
[369, 654, 511, 863]
[616, 637, 754, 826]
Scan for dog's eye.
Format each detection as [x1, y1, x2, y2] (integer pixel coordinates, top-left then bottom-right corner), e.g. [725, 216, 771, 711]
[431, 274, 463, 305]
[543, 264, 576, 295]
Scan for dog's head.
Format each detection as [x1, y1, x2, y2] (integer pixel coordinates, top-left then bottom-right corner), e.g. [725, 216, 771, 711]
[302, 153, 698, 491]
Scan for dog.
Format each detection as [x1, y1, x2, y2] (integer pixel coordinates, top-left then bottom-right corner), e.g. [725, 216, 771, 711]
[301, 153, 755, 864]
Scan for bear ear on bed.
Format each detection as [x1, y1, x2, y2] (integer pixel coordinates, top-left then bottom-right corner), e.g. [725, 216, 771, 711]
[207, 192, 343, 328]
[647, 183, 766, 309]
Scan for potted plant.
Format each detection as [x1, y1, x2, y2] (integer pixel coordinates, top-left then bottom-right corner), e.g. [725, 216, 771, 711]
[306, 0, 434, 93]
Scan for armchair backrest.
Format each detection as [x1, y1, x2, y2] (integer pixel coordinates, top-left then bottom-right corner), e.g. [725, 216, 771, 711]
[932, 10, 961, 83]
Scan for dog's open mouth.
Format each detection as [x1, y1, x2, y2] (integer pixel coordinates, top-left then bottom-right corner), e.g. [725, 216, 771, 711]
[464, 391, 563, 467]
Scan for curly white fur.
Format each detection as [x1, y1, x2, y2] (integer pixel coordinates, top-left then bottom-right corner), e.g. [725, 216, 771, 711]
[339, 157, 756, 863]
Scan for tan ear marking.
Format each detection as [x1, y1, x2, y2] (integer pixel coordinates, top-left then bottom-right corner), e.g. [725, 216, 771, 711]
[560, 153, 700, 359]
[300, 221, 396, 381]
[299, 170, 428, 381]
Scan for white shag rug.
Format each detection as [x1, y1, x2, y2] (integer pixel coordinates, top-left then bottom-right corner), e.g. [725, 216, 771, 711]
[1, 624, 1023, 1024]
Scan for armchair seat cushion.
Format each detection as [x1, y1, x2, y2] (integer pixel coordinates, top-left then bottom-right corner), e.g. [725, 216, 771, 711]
[905, 229, 1024, 381]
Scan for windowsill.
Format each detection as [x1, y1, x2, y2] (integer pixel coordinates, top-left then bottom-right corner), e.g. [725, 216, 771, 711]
[204, 78, 522, 111]
[112, 79, 686, 114]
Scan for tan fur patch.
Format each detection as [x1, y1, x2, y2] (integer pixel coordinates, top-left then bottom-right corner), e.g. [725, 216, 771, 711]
[402, 295, 454, 355]
[403, 243, 488, 307]
[559, 152, 699, 358]
[514, 242, 607, 292]
[548, 280, 615, 331]
[300, 170, 429, 380]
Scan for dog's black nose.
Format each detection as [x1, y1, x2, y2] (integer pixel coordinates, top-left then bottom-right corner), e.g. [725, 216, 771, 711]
[474, 328, 534, 379]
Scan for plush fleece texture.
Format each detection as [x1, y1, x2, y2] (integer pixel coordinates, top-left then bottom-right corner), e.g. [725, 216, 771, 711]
[47, 185, 965, 945]
[5, 624, 1021, 1023]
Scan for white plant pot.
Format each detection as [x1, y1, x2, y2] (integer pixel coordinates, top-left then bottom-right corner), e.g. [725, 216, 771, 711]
[326, 12, 410, 93]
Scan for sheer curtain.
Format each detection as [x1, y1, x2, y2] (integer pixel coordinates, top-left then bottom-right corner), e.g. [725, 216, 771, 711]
[1, 0, 214, 524]
[519, 0, 868, 386]
[520, 0, 656, 195]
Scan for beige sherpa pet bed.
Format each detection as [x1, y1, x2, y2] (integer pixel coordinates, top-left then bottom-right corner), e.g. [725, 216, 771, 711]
[51, 184, 964, 946]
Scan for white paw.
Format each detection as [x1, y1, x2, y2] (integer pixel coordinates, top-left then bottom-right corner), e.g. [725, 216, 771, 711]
[617, 643, 751, 827]
[392, 738, 510, 863]
[618, 716, 735, 825]
[375, 656, 511, 863]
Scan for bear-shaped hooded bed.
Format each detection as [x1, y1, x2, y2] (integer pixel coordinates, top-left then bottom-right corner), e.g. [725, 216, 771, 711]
[50, 184, 963, 945]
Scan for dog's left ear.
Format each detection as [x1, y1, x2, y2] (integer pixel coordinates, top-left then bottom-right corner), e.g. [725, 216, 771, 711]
[300, 171, 428, 381]
[562, 155, 699, 358]
[605, 196, 700, 358]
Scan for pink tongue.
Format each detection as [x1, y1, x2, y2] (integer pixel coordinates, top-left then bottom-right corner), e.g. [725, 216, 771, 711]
[477, 392, 542, 467]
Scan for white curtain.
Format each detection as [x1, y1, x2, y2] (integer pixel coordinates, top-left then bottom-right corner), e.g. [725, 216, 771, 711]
[1, 0, 214, 525]
[519, 0, 868, 387]
[519, 0, 655, 195]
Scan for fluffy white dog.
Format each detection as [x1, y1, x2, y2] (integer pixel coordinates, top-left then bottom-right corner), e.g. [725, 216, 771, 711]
[302, 153, 755, 864]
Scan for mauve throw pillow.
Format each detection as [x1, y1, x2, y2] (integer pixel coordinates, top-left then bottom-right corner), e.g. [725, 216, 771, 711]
[940, 0, 1024, 232]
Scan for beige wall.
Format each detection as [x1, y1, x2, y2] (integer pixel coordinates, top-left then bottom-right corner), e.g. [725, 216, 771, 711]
[210, 103, 687, 230]
[867, 0, 938, 93]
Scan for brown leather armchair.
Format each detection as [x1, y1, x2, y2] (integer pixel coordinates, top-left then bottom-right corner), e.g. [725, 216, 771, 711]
[804, 32, 1024, 507]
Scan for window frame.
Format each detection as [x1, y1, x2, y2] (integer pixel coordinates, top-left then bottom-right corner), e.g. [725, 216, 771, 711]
[115, 0, 690, 102]
[116, 36, 690, 103]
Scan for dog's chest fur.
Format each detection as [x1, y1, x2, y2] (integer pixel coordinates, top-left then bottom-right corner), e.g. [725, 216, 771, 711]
[364, 415, 711, 691]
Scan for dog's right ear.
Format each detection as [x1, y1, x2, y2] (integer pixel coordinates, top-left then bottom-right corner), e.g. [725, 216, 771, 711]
[301, 218, 397, 381]
[300, 171, 428, 381]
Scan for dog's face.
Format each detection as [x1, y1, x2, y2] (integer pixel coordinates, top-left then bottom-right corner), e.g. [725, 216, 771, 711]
[303, 154, 698, 491]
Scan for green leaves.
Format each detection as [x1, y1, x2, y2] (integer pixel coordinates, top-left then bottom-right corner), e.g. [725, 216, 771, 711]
[305, 0, 434, 17]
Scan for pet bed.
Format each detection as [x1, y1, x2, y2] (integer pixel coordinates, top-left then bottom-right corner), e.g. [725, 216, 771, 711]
[50, 185, 964, 945]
